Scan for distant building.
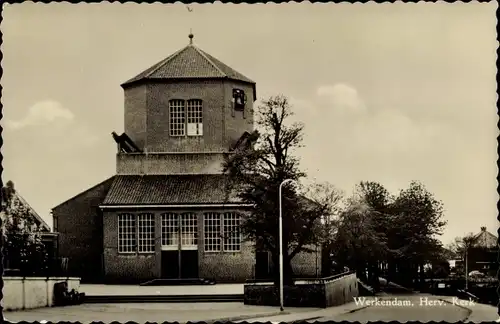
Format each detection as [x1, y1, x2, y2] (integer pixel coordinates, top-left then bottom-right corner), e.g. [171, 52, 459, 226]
[467, 226, 497, 276]
[52, 34, 321, 284]
[1, 181, 58, 270]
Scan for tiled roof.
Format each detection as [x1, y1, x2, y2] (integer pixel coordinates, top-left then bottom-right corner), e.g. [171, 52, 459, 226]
[122, 44, 255, 87]
[101, 174, 244, 206]
[472, 227, 498, 249]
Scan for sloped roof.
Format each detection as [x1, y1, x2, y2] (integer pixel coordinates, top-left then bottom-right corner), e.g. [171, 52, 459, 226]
[101, 174, 245, 206]
[472, 227, 497, 249]
[121, 40, 256, 94]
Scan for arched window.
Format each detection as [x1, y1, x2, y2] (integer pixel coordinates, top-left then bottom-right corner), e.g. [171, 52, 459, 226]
[187, 99, 203, 136]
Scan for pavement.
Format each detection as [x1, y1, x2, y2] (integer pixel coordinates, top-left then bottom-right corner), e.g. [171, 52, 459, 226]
[4, 282, 499, 323]
[79, 283, 244, 296]
[239, 294, 499, 323]
[4, 302, 318, 323]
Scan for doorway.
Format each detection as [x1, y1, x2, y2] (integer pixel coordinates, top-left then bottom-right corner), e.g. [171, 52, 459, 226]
[160, 213, 199, 279]
[255, 251, 271, 280]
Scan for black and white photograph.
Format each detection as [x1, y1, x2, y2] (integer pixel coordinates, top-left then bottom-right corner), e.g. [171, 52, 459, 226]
[0, 2, 498, 323]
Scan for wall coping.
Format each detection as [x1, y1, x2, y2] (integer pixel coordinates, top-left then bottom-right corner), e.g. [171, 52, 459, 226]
[3, 276, 81, 281]
[245, 272, 355, 286]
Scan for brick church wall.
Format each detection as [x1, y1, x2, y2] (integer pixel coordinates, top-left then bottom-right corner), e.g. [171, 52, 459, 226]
[52, 177, 115, 283]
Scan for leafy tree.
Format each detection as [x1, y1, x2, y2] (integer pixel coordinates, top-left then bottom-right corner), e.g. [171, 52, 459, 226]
[223, 95, 341, 285]
[0, 181, 47, 275]
[389, 181, 447, 287]
[352, 181, 394, 288]
[329, 195, 388, 290]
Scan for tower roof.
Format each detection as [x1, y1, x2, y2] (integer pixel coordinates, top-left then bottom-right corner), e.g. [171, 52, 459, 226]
[472, 226, 498, 249]
[121, 35, 256, 98]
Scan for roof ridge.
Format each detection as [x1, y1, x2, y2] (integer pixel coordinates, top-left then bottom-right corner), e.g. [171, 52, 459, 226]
[144, 46, 190, 79]
[14, 191, 51, 231]
[192, 45, 226, 77]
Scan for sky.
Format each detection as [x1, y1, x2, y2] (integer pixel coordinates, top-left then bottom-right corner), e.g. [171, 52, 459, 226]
[2, 2, 498, 244]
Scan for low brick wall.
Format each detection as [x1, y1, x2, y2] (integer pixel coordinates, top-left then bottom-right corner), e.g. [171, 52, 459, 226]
[244, 272, 358, 308]
[2, 276, 81, 311]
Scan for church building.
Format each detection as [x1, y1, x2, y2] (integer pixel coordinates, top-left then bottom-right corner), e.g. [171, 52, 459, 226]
[52, 34, 321, 284]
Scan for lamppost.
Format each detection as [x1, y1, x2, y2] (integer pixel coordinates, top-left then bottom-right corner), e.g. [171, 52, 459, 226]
[465, 247, 468, 291]
[278, 178, 296, 312]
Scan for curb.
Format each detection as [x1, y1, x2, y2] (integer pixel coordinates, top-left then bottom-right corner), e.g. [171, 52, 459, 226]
[438, 298, 473, 321]
[204, 311, 290, 323]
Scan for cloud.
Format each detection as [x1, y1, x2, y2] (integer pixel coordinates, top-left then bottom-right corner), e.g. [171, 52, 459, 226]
[316, 83, 367, 114]
[4, 100, 99, 147]
[5, 100, 74, 130]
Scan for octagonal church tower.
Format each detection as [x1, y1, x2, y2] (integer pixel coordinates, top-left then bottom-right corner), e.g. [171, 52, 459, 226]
[115, 33, 256, 175]
[53, 34, 321, 284]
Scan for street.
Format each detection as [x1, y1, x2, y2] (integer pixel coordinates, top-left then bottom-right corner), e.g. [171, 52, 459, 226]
[242, 294, 498, 323]
[5, 293, 496, 323]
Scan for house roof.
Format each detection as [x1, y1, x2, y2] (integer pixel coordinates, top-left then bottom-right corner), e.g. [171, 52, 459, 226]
[101, 174, 244, 206]
[121, 35, 256, 99]
[472, 227, 497, 249]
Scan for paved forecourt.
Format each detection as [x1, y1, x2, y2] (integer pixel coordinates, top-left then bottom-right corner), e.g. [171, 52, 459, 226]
[4, 302, 318, 323]
[79, 283, 244, 296]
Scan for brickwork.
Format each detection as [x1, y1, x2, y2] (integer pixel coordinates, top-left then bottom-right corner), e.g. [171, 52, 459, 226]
[116, 152, 225, 175]
[102, 208, 255, 283]
[52, 177, 115, 282]
[123, 80, 254, 155]
[124, 84, 148, 149]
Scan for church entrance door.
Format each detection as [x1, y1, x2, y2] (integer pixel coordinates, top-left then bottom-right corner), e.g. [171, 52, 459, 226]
[160, 213, 199, 279]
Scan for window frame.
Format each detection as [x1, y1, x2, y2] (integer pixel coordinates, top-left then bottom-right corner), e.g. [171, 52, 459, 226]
[169, 99, 186, 137]
[203, 212, 242, 253]
[161, 213, 179, 250]
[169, 99, 203, 138]
[223, 212, 242, 252]
[117, 213, 137, 254]
[137, 213, 155, 254]
[203, 212, 222, 252]
[186, 99, 203, 137]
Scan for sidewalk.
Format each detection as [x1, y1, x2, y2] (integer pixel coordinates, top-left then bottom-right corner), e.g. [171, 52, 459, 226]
[234, 301, 368, 323]
[3, 302, 316, 323]
[79, 283, 243, 296]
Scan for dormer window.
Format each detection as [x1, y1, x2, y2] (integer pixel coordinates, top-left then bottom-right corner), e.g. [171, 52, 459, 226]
[233, 89, 246, 111]
[169, 99, 203, 137]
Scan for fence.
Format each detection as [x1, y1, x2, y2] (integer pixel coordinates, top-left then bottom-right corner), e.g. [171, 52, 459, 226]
[4, 257, 69, 278]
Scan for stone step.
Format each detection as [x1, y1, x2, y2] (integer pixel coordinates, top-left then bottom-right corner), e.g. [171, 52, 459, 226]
[83, 293, 243, 304]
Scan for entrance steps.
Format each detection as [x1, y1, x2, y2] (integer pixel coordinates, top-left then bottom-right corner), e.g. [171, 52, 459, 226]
[140, 278, 216, 286]
[83, 293, 243, 304]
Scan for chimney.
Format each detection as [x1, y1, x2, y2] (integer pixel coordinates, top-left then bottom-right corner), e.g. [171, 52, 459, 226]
[480, 226, 486, 232]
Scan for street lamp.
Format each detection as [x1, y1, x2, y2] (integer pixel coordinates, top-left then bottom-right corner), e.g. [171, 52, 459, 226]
[278, 178, 297, 312]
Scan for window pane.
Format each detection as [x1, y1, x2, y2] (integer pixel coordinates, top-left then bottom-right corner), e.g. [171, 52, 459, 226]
[223, 212, 241, 252]
[161, 213, 179, 246]
[204, 213, 221, 252]
[169, 100, 186, 136]
[187, 99, 203, 136]
[181, 213, 198, 246]
[138, 213, 155, 253]
[118, 213, 136, 253]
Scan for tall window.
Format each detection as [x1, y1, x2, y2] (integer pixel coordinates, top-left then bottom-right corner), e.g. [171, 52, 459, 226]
[223, 212, 241, 252]
[118, 213, 136, 253]
[204, 213, 221, 252]
[181, 213, 198, 247]
[161, 213, 179, 248]
[169, 100, 186, 136]
[187, 99, 203, 136]
[137, 213, 155, 253]
[204, 213, 241, 252]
